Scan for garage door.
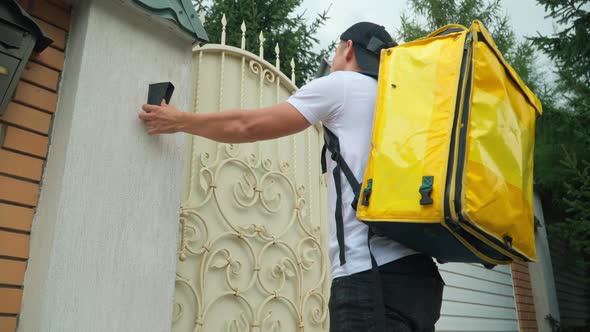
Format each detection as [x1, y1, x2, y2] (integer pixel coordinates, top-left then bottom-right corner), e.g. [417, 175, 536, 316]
[437, 263, 519, 332]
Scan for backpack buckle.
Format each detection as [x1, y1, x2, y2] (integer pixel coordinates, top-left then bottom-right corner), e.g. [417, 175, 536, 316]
[503, 235, 513, 249]
[362, 179, 373, 206]
[330, 151, 340, 162]
[419, 176, 434, 205]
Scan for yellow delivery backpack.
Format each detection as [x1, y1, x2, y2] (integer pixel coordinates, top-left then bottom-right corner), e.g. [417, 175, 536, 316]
[355, 20, 542, 266]
[322, 20, 542, 267]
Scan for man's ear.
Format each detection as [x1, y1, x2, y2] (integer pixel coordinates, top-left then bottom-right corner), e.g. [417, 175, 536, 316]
[344, 40, 355, 61]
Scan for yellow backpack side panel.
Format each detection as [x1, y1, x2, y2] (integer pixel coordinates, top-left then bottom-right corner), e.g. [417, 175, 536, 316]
[459, 22, 537, 260]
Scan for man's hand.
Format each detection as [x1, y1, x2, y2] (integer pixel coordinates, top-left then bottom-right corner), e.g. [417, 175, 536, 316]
[138, 100, 185, 135]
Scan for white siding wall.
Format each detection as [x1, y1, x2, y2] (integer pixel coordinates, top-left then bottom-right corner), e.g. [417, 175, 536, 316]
[437, 263, 520, 332]
[552, 248, 590, 328]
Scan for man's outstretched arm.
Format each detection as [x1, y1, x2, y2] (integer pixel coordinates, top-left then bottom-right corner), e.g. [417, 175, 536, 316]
[138, 101, 311, 143]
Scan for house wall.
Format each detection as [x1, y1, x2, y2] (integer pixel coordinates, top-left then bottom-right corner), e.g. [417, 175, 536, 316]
[0, 1, 71, 331]
[551, 244, 590, 330]
[436, 263, 521, 332]
[513, 261, 539, 332]
[16, 0, 194, 331]
[511, 193, 562, 332]
[529, 193, 560, 332]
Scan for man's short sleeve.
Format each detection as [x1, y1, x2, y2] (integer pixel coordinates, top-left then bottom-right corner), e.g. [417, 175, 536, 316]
[286, 73, 344, 125]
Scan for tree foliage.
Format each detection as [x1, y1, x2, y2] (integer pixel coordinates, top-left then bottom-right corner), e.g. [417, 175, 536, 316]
[193, 0, 334, 86]
[530, 0, 590, 263]
[399, 0, 513, 52]
[548, 148, 590, 267]
[530, 0, 590, 117]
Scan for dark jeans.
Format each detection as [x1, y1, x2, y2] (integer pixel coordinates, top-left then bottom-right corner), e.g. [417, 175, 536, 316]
[329, 254, 444, 332]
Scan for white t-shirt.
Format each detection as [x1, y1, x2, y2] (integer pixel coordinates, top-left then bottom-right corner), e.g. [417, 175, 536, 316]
[287, 71, 418, 279]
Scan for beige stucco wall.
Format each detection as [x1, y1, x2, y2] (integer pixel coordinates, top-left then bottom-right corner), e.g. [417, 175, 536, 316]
[18, 0, 193, 331]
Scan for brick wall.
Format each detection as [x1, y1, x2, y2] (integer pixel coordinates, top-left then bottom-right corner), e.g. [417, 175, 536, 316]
[0, 1, 71, 331]
[513, 261, 539, 332]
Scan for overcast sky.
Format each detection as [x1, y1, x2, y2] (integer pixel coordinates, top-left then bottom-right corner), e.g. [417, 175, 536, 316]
[299, 0, 558, 48]
[298, 0, 560, 71]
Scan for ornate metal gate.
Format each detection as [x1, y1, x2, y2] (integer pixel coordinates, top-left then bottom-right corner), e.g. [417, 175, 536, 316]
[172, 16, 330, 332]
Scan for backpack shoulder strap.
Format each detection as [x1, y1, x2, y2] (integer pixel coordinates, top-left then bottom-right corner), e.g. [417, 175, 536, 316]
[368, 228, 386, 332]
[321, 125, 363, 266]
[322, 126, 361, 200]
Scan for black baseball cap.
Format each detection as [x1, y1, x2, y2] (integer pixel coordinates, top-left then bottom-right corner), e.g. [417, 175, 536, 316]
[340, 22, 397, 76]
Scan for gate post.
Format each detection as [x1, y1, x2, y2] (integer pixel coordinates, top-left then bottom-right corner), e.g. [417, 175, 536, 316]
[18, 1, 194, 330]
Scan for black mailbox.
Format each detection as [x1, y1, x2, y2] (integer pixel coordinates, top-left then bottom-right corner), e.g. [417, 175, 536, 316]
[0, 0, 52, 116]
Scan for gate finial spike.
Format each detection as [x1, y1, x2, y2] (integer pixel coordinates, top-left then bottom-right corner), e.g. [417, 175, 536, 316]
[241, 21, 247, 49]
[275, 43, 280, 69]
[259, 31, 265, 58]
[290, 58, 296, 82]
[221, 14, 227, 45]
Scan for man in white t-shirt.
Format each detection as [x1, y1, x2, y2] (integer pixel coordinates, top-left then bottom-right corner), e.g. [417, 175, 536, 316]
[139, 22, 444, 332]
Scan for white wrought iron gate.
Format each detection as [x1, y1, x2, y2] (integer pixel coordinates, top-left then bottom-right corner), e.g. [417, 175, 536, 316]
[172, 16, 330, 332]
